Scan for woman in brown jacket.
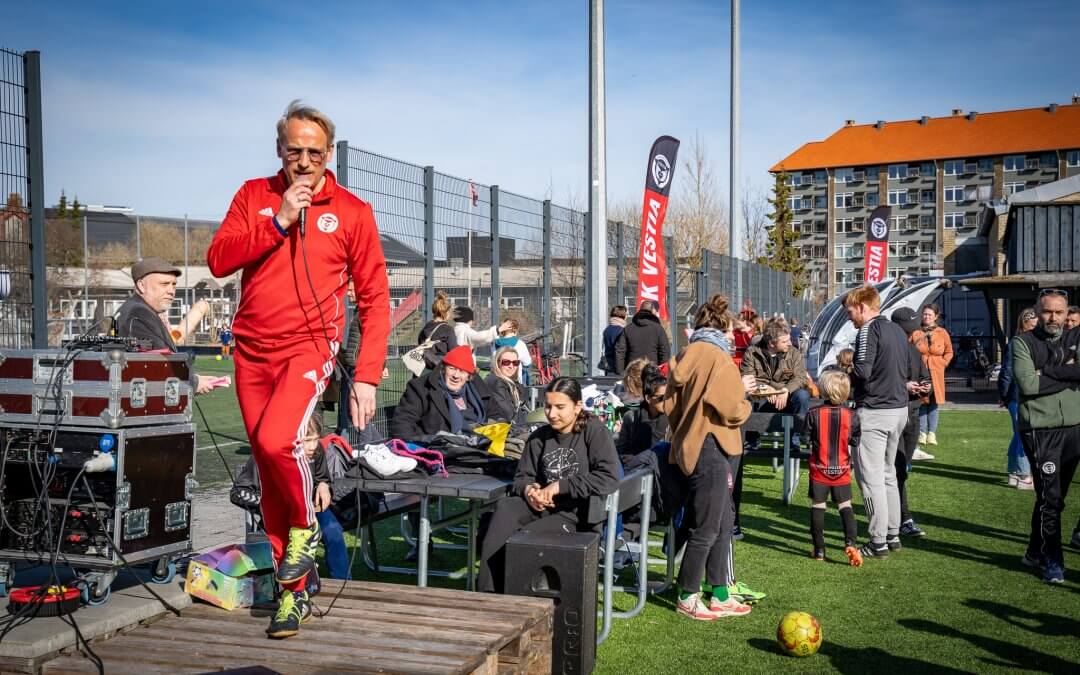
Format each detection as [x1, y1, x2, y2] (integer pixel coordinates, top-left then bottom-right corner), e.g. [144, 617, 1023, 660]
[911, 303, 953, 446]
[660, 295, 762, 621]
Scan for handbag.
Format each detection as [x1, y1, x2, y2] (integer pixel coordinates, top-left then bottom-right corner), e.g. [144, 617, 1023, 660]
[402, 339, 438, 377]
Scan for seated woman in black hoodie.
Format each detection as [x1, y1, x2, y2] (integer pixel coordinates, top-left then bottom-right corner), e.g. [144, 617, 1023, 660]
[390, 345, 496, 441]
[614, 363, 669, 463]
[477, 377, 620, 593]
[485, 346, 530, 425]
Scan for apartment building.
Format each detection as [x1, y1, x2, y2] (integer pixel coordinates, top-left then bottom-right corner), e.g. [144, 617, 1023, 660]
[770, 99, 1080, 299]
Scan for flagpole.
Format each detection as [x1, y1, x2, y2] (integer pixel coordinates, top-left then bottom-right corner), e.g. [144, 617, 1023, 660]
[588, 0, 609, 374]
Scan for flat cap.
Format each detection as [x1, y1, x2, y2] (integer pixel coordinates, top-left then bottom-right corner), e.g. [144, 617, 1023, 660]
[131, 257, 181, 282]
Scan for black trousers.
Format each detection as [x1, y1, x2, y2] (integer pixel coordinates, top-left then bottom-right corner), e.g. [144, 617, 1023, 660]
[1021, 424, 1080, 565]
[477, 497, 587, 593]
[662, 436, 740, 592]
[894, 403, 920, 524]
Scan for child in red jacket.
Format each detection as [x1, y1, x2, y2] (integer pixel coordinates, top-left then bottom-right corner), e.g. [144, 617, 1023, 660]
[805, 370, 863, 566]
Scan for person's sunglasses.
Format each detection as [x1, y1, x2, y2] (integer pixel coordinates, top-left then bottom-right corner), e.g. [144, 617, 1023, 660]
[499, 359, 520, 368]
[283, 146, 326, 164]
[1039, 288, 1069, 300]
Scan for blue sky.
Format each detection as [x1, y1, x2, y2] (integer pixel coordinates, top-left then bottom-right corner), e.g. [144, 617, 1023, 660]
[6, 0, 1079, 220]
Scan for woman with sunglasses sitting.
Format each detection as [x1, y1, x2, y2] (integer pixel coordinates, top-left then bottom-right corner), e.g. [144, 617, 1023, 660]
[486, 346, 530, 425]
[614, 362, 669, 463]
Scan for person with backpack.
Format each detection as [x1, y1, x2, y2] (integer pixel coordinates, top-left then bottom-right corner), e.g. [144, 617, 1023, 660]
[602, 305, 628, 374]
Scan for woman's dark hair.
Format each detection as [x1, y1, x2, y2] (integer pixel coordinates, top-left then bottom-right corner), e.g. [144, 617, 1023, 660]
[922, 303, 941, 319]
[641, 363, 667, 400]
[694, 294, 732, 330]
[306, 406, 325, 438]
[546, 376, 591, 433]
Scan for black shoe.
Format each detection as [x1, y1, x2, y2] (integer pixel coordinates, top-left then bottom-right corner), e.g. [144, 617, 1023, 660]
[810, 548, 825, 561]
[266, 590, 312, 639]
[858, 541, 889, 559]
[275, 521, 322, 584]
[886, 536, 902, 552]
[899, 519, 925, 538]
[732, 526, 745, 541]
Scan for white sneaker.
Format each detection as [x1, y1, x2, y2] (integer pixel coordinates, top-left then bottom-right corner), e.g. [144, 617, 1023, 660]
[911, 448, 935, 461]
[926, 431, 938, 446]
[1007, 474, 1019, 487]
[918, 432, 927, 445]
[359, 443, 417, 477]
[676, 593, 721, 621]
[1015, 476, 1035, 491]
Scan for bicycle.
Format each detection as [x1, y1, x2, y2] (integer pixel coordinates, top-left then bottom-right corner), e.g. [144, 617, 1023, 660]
[523, 331, 587, 385]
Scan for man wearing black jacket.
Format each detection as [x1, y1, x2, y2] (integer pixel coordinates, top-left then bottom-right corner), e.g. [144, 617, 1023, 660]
[615, 300, 671, 374]
[890, 307, 933, 539]
[845, 286, 913, 559]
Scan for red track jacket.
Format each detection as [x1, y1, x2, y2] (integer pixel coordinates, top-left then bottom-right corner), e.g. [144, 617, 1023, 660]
[207, 170, 390, 385]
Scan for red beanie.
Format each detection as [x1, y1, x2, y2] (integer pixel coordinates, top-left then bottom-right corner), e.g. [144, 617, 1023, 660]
[442, 345, 476, 374]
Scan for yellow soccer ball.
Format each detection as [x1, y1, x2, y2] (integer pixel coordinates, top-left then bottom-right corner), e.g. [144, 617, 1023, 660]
[777, 611, 823, 657]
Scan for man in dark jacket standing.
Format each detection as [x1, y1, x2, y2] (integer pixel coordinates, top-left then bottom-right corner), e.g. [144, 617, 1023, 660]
[890, 307, 933, 539]
[615, 300, 671, 374]
[601, 305, 627, 374]
[116, 257, 211, 394]
[845, 286, 913, 560]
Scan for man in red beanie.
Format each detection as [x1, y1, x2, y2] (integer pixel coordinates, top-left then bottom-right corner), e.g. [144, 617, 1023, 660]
[207, 101, 389, 639]
[391, 345, 496, 442]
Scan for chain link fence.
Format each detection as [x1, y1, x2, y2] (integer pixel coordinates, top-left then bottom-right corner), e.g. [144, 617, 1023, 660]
[0, 48, 41, 348]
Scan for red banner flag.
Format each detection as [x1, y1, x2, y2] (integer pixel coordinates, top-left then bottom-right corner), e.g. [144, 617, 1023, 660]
[864, 205, 892, 284]
[636, 136, 680, 322]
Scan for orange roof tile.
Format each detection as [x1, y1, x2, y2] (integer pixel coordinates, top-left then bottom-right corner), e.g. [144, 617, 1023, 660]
[770, 103, 1080, 173]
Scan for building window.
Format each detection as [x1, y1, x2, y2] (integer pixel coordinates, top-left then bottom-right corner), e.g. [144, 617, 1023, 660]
[502, 297, 525, 309]
[835, 270, 852, 284]
[1041, 152, 1057, 167]
[814, 220, 827, 234]
[944, 212, 963, 229]
[1004, 181, 1025, 194]
[888, 164, 908, 179]
[800, 246, 813, 260]
[920, 241, 934, 254]
[853, 270, 864, 283]
[963, 214, 978, 228]
[835, 219, 854, 233]
[920, 214, 935, 229]
[814, 195, 827, 209]
[944, 160, 963, 176]
[978, 158, 993, 172]
[920, 189, 935, 203]
[921, 162, 935, 176]
[904, 218, 920, 232]
[865, 191, 879, 206]
[835, 192, 854, 208]
[963, 160, 978, 174]
[787, 196, 812, 210]
[1025, 157, 1040, 170]
[889, 216, 905, 231]
[1066, 150, 1080, 167]
[889, 242, 902, 256]
[814, 170, 828, 184]
[943, 185, 966, 203]
[887, 189, 908, 205]
[787, 173, 811, 186]
[834, 168, 854, 184]
[813, 245, 827, 257]
[888, 267, 906, 279]
[854, 217, 866, 231]
[1003, 155, 1025, 171]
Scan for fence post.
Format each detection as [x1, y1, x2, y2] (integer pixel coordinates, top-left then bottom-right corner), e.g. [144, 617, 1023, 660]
[489, 186, 501, 328]
[542, 200, 552, 349]
[699, 248, 710, 308]
[665, 236, 677, 342]
[584, 212, 593, 363]
[26, 51, 46, 347]
[615, 221, 624, 307]
[423, 166, 435, 322]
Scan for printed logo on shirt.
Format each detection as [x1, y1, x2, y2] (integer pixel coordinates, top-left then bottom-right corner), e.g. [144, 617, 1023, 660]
[541, 446, 580, 484]
[259, 207, 274, 217]
[302, 370, 318, 383]
[317, 213, 339, 234]
[1042, 461, 1056, 475]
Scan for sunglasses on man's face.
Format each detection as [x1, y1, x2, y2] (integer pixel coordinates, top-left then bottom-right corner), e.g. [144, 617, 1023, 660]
[1039, 288, 1069, 300]
[499, 359, 520, 368]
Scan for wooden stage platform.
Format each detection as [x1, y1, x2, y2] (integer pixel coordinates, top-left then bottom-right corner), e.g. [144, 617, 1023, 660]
[41, 581, 553, 675]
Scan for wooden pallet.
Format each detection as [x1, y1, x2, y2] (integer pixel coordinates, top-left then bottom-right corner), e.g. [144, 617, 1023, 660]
[41, 581, 552, 675]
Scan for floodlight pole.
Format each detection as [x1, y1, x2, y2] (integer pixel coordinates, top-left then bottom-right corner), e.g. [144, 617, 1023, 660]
[730, 0, 742, 306]
[587, 0, 608, 373]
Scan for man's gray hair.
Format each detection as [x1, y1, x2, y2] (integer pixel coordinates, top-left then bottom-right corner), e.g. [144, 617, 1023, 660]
[276, 99, 336, 147]
[763, 318, 790, 347]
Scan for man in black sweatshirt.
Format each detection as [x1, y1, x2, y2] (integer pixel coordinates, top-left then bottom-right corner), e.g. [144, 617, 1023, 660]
[615, 300, 671, 374]
[845, 286, 913, 559]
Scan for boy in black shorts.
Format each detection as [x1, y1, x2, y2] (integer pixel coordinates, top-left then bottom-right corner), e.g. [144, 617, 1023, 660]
[805, 370, 863, 566]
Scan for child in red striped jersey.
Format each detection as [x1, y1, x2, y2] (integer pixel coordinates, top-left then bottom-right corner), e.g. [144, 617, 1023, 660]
[805, 370, 863, 566]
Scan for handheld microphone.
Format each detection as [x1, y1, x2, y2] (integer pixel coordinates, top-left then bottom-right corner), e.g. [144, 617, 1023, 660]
[299, 208, 307, 238]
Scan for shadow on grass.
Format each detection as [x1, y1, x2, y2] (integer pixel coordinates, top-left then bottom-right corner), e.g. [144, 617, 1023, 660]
[746, 638, 971, 674]
[911, 510, 1029, 546]
[963, 598, 1080, 638]
[911, 462, 1011, 487]
[899, 618, 1079, 674]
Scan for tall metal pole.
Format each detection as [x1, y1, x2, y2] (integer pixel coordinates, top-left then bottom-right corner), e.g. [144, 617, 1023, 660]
[730, 0, 742, 307]
[135, 214, 141, 259]
[184, 214, 190, 308]
[82, 215, 89, 331]
[588, 0, 609, 374]
[26, 51, 47, 347]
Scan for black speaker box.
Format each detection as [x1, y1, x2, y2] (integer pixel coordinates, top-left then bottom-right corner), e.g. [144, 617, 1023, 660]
[505, 530, 599, 675]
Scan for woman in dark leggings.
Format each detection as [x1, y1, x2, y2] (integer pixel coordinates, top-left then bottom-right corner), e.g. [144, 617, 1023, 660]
[660, 295, 764, 621]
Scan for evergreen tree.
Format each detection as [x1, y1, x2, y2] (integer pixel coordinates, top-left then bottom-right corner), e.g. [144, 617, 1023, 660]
[761, 170, 807, 296]
[57, 189, 68, 218]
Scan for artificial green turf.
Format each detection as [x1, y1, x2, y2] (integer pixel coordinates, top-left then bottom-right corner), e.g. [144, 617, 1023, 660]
[191, 357, 1079, 672]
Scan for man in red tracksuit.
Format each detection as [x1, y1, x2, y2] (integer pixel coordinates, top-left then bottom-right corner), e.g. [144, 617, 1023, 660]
[207, 100, 389, 639]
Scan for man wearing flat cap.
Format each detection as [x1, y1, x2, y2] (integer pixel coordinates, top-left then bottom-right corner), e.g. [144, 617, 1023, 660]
[116, 257, 212, 394]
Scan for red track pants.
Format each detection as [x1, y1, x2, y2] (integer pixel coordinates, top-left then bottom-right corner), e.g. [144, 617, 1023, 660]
[235, 338, 334, 589]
